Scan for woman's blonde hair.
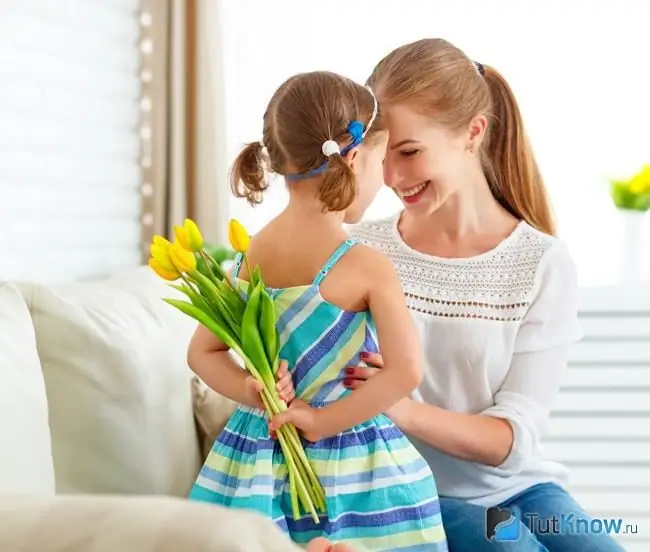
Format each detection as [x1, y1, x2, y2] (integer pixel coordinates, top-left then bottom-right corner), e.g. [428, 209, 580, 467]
[367, 38, 555, 235]
[230, 71, 384, 213]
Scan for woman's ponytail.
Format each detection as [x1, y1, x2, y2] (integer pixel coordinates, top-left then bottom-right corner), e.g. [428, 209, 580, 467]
[482, 65, 556, 235]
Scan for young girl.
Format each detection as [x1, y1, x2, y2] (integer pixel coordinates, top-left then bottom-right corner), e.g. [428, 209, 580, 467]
[186, 71, 447, 552]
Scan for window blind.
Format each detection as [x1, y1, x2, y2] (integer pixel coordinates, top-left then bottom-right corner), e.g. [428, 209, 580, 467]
[543, 288, 650, 552]
[0, 0, 144, 283]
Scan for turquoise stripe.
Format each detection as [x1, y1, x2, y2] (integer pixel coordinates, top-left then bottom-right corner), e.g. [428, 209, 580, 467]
[192, 474, 439, 518]
[325, 476, 440, 514]
[298, 313, 366, 393]
[199, 456, 430, 491]
[278, 300, 340, 365]
[275, 285, 319, 336]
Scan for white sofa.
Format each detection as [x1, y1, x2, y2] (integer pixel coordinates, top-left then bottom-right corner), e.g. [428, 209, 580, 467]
[0, 267, 305, 551]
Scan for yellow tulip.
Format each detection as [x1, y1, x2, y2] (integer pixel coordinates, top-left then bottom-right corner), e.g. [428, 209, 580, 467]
[153, 235, 172, 248]
[168, 240, 197, 273]
[149, 236, 177, 274]
[173, 218, 204, 252]
[149, 258, 180, 281]
[228, 219, 250, 253]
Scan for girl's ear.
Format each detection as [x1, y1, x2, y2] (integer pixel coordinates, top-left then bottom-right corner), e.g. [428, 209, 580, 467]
[344, 146, 360, 171]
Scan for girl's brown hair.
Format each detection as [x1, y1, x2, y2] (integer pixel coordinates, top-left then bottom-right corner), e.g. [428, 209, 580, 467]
[230, 71, 384, 213]
[367, 38, 555, 235]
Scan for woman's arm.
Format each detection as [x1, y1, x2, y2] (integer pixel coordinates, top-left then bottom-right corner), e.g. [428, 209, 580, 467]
[347, 240, 583, 470]
[385, 345, 572, 467]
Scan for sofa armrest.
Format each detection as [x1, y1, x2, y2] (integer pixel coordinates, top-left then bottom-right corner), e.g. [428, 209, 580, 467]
[0, 494, 303, 552]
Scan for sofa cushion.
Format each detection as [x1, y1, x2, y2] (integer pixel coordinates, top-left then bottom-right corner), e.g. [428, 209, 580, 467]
[0, 494, 303, 552]
[192, 376, 237, 460]
[17, 267, 202, 497]
[0, 282, 55, 495]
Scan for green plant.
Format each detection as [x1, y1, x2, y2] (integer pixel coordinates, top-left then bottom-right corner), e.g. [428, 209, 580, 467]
[609, 165, 650, 212]
[204, 244, 237, 266]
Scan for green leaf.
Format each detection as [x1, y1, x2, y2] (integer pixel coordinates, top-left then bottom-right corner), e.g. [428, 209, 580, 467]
[258, 288, 279, 368]
[189, 271, 242, 334]
[213, 278, 246, 318]
[163, 298, 240, 351]
[251, 264, 264, 289]
[168, 282, 213, 313]
[241, 282, 273, 384]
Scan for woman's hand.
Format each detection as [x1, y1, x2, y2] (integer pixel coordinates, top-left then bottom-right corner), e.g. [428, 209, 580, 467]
[269, 399, 323, 442]
[343, 352, 383, 389]
[345, 352, 412, 424]
[244, 359, 294, 410]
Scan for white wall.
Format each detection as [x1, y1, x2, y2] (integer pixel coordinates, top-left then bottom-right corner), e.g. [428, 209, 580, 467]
[219, 0, 650, 287]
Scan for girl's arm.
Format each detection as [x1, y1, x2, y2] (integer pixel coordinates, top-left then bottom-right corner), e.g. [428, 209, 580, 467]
[187, 324, 264, 409]
[273, 250, 424, 439]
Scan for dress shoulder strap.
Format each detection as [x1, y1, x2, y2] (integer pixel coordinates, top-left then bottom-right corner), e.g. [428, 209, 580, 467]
[231, 253, 244, 278]
[313, 238, 357, 287]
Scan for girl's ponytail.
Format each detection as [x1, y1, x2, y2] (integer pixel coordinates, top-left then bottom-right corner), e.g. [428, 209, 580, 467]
[230, 141, 268, 205]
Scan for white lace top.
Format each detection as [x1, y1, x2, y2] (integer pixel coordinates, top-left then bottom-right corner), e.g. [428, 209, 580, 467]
[349, 213, 583, 506]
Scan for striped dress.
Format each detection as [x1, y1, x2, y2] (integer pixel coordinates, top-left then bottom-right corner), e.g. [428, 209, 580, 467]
[189, 239, 448, 551]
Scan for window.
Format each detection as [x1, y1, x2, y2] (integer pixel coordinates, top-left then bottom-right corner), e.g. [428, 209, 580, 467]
[220, 0, 650, 287]
[0, 0, 144, 283]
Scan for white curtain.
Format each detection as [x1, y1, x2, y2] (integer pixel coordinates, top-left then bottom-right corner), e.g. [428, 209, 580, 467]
[0, 0, 144, 283]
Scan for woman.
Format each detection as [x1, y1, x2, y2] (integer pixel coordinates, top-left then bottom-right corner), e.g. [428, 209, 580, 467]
[338, 38, 625, 552]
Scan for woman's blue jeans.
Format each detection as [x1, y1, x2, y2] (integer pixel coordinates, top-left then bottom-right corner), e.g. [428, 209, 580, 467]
[440, 482, 628, 551]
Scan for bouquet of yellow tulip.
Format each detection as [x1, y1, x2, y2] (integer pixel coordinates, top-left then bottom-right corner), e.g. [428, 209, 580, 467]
[610, 164, 650, 212]
[148, 218, 326, 523]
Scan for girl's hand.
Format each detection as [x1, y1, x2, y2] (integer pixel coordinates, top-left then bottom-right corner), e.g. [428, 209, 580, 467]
[275, 360, 295, 403]
[343, 352, 384, 389]
[269, 399, 322, 442]
[306, 537, 356, 552]
[245, 359, 294, 411]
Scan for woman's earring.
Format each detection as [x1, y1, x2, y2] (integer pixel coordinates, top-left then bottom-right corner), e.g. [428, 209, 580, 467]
[466, 143, 475, 154]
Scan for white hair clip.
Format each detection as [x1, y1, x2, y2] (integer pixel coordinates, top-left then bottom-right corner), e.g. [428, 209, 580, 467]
[322, 140, 341, 157]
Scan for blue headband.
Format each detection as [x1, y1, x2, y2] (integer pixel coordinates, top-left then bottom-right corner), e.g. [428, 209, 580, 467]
[284, 87, 378, 182]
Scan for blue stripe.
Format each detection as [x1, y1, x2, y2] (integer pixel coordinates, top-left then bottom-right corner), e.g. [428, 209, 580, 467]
[307, 420, 405, 450]
[298, 315, 365, 394]
[198, 455, 430, 491]
[216, 428, 275, 455]
[293, 310, 359, 386]
[275, 285, 318, 336]
[285, 498, 441, 533]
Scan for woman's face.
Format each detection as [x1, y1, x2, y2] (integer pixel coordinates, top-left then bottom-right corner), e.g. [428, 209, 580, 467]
[344, 131, 389, 223]
[382, 104, 471, 215]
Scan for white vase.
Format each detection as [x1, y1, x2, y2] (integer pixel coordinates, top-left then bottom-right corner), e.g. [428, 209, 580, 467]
[618, 209, 648, 285]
